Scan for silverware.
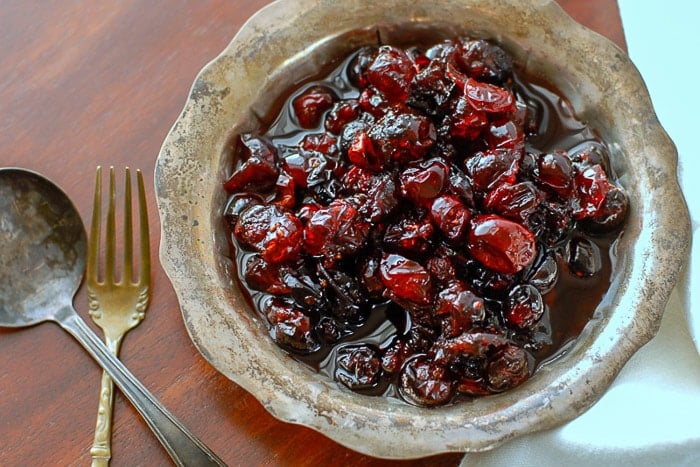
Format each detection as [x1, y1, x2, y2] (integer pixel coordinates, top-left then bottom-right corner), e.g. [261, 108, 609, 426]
[87, 167, 150, 467]
[0, 168, 225, 466]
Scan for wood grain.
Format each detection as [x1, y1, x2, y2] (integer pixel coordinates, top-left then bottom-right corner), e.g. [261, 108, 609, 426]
[0, 1, 625, 465]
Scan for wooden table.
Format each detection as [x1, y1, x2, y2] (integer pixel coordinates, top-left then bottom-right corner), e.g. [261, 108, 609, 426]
[0, 1, 626, 465]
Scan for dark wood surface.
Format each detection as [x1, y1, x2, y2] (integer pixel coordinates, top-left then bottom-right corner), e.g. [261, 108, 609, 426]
[0, 1, 625, 465]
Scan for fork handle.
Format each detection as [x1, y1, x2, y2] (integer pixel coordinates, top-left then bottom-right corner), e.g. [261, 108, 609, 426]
[57, 306, 226, 467]
[90, 336, 122, 467]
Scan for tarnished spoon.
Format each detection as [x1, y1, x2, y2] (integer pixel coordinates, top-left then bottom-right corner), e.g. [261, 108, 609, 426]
[0, 168, 224, 466]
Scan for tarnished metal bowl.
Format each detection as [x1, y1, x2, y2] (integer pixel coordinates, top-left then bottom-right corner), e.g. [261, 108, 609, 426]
[155, 0, 690, 458]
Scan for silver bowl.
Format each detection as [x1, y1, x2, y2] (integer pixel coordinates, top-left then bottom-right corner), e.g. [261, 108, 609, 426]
[155, 0, 690, 458]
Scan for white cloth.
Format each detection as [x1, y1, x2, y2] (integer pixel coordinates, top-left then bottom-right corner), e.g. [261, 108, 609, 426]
[461, 2, 700, 464]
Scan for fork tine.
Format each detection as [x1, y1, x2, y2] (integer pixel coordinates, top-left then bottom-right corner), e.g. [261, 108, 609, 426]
[105, 167, 117, 284]
[87, 166, 102, 284]
[123, 168, 133, 283]
[136, 169, 151, 286]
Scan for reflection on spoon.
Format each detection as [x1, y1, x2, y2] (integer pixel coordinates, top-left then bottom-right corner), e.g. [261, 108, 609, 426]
[0, 168, 224, 466]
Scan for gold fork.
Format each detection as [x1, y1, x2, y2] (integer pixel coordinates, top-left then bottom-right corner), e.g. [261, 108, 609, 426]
[87, 166, 150, 467]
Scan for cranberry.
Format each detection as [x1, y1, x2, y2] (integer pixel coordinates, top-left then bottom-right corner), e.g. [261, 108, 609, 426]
[435, 281, 485, 337]
[429, 195, 471, 241]
[572, 164, 611, 220]
[272, 170, 296, 209]
[466, 148, 521, 191]
[432, 331, 508, 364]
[243, 254, 291, 294]
[567, 237, 602, 277]
[347, 130, 382, 171]
[486, 117, 524, 151]
[283, 150, 332, 188]
[336, 345, 382, 390]
[303, 197, 370, 266]
[263, 298, 319, 353]
[468, 214, 536, 275]
[367, 45, 415, 102]
[487, 344, 530, 392]
[359, 254, 385, 298]
[464, 77, 516, 114]
[583, 185, 629, 233]
[425, 255, 457, 286]
[381, 339, 413, 374]
[234, 204, 303, 264]
[399, 356, 454, 406]
[292, 86, 335, 128]
[407, 62, 454, 116]
[484, 182, 540, 224]
[505, 284, 544, 329]
[317, 265, 368, 323]
[446, 96, 488, 140]
[369, 110, 436, 163]
[527, 253, 559, 294]
[399, 158, 449, 205]
[300, 132, 339, 157]
[383, 215, 435, 255]
[537, 152, 573, 196]
[223, 194, 262, 228]
[380, 253, 433, 305]
[224, 136, 279, 193]
[457, 39, 513, 83]
[348, 46, 378, 88]
[359, 86, 391, 117]
[325, 100, 360, 134]
[445, 166, 475, 207]
[342, 167, 398, 222]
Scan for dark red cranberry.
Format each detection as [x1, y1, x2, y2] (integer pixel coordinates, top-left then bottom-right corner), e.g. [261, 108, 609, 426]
[464, 77, 516, 114]
[359, 254, 385, 298]
[317, 265, 368, 323]
[335, 345, 382, 390]
[432, 331, 508, 364]
[303, 197, 370, 266]
[487, 344, 530, 392]
[446, 96, 488, 140]
[429, 195, 471, 241]
[358, 86, 391, 117]
[505, 284, 544, 329]
[263, 298, 319, 353]
[369, 110, 436, 163]
[435, 281, 485, 337]
[399, 356, 454, 406]
[567, 237, 602, 277]
[292, 86, 335, 128]
[484, 182, 540, 224]
[446, 166, 475, 207]
[348, 46, 378, 88]
[325, 100, 360, 134]
[582, 185, 628, 233]
[468, 214, 536, 275]
[342, 167, 398, 222]
[381, 339, 414, 374]
[486, 117, 524, 151]
[383, 215, 435, 255]
[243, 254, 291, 294]
[466, 148, 521, 191]
[379, 253, 433, 305]
[407, 62, 454, 116]
[283, 150, 332, 189]
[296, 202, 320, 223]
[234, 204, 303, 264]
[223, 194, 263, 229]
[527, 253, 559, 294]
[272, 170, 296, 209]
[347, 130, 383, 171]
[537, 152, 573, 196]
[224, 136, 279, 193]
[572, 164, 611, 220]
[399, 158, 449, 205]
[425, 255, 457, 286]
[457, 39, 513, 83]
[300, 132, 339, 158]
[367, 45, 415, 102]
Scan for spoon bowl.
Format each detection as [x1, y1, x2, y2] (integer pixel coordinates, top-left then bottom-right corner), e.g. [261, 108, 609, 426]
[0, 168, 224, 466]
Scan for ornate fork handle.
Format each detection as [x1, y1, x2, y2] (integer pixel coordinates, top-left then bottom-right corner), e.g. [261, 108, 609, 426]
[90, 335, 123, 467]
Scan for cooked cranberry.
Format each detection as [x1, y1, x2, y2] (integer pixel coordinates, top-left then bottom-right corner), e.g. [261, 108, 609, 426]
[466, 148, 521, 191]
[536, 152, 573, 196]
[505, 284, 544, 329]
[457, 39, 512, 83]
[325, 100, 360, 134]
[303, 197, 370, 266]
[342, 167, 398, 222]
[383, 215, 435, 255]
[446, 166, 475, 207]
[567, 237, 602, 277]
[316, 317, 347, 344]
[582, 185, 629, 233]
[399, 158, 449, 205]
[464, 77, 516, 114]
[243, 254, 291, 294]
[367, 45, 415, 102]
[292, 86, 335, 128]
[359, 254, 385, 298]
[399, 356, 454, 406]
[432, 331, 508, 364]
[283, 150, 332, 188]
[527, 253, 559, 294]
[408, 62, 454, 116]
[317, 265, 368, 323]
[358, 86, 390, 117]
[263, 298, 319, 353]
[572, 164, 611, 220]
[272, 170, 296, 209]
[369, 110, 436, 163]
[300, 132, 339, 157]
[484, 182, 540, 224]
[224, 136, 279, 193]
[425, 255, 457, 286]
[435, 281, 485, 337]
[234, 204, 303, 264]
[223, 194, 262, 229]
[486, 117, 524, 151]
[429, 194, 471, 241]
[446, 96, 488, 140]
[380, 253, 433, 305]
[348, 46, 378, 88]
[487, 344, 530, 392]
[336, 345, 382, 390]
[339, 118, 372, 154]
[468, 214, 536, 275]
[381, 339, 414, 374]
[347, 130, 382, 171]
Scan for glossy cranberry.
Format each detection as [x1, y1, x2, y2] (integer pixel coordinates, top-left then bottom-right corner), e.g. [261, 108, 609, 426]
[399, 356, 454, 406]
[380, 253, 433, 305]
[537, 152, 573, 196]
[381, 339, 413, 374]
[347, 130, 382, 171]
[317, 265, 368, 323]
[457, 39, 512, 83]
[224, 136, 279, 193]
[446, 166, 475, 207]
[468, 214, 536, 275]
[325, 100, 360, 134]
[348, 46, 378, 88]
[300, 132, 339, 157]
[527, 253, 559, 294]
[359, 255, 385, 298]
[572, 164, 611, 220]
[505, 284, 544, 329]
[487, 344, 530, 392]
[369, 110, 436, 163]
[342, 167, 398, 222]
[223, 194, 262, 228]
[243, 254, 291, 294]
[446, 96, 488, 140]
[292, 86, 335, 128]
[567, 237, 602, 277]
[583, 185, 629, 233]
[383, 215, 435, 255]
[484, 182, 540, 224]
[399, 158, 449, 205]
[466, 148, 521, 191]
[303, 197, 370, 266]
[367, 45, 415, 102]
[486, 117, 524, 150]
[336, 345, 382, 390]
[432, 331, 508, 364]
[425, 255, 457, 286]
[435, 281, 485, 337]
[429, 194, 471, 241]
[407, 62, 454, 116]
[464, 77, 516, 114]
[271, 171, 296, 209]
[263, 298, 319, 353]
[234, 204, 303, 264]
[358, 86, 390, 117]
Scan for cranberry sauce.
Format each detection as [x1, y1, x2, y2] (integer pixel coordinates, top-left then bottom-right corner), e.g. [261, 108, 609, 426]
[223, 38, 628, 406]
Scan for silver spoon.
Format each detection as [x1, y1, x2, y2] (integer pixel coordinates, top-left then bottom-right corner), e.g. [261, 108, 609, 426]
[0, 168, 224, 466]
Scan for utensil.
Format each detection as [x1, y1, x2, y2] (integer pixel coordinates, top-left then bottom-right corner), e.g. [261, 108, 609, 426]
[87, 167, 151, 467]
[0, 168, 224, 466]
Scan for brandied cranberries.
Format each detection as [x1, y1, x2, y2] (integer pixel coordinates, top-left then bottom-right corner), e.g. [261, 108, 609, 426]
[224, 37, 628, 406]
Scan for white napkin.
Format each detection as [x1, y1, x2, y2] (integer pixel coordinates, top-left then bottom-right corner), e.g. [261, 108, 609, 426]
[460, 2, 700, 464]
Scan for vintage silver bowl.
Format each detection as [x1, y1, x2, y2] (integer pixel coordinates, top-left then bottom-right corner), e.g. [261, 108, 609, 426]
[155, 0, 690, 458]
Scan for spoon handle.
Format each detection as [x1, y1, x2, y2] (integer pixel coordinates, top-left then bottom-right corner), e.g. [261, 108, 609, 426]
[56, 305, 225, 467]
